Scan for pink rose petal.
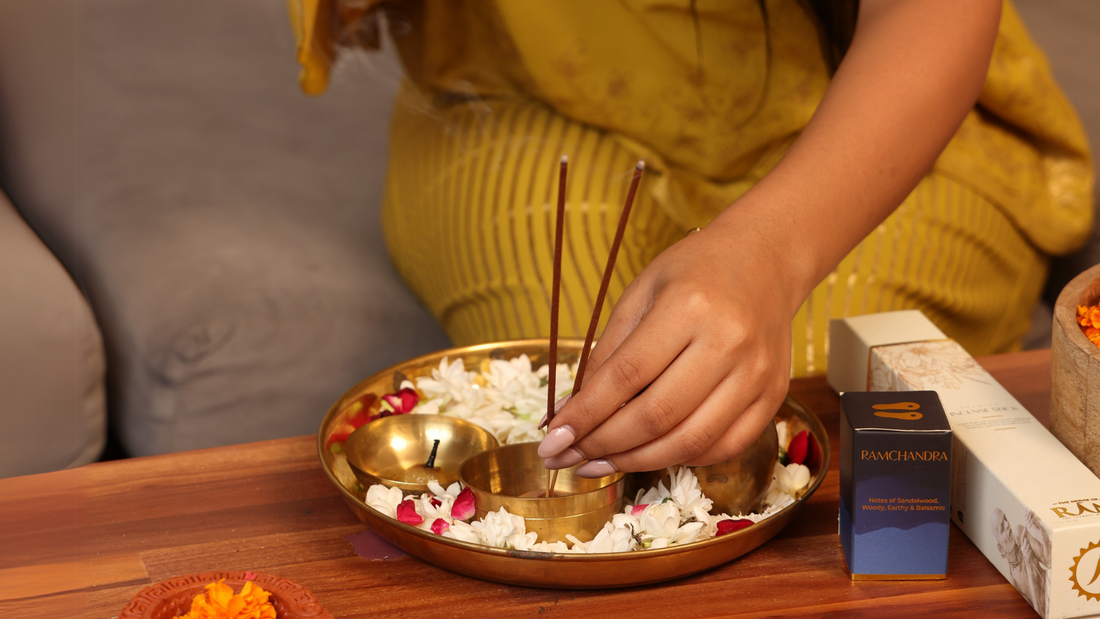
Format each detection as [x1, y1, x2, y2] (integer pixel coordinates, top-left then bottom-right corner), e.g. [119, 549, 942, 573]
[396, 500, 424, 526]
[716, 519, 754, 536]
[451, 487, 475, 521]
[429, 497, 442, 508]
[431, 518, 450, 535]
[631, 504, 649, 516]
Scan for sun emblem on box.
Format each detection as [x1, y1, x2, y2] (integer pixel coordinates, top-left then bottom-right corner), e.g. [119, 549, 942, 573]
[1070, 540, 1100, 602]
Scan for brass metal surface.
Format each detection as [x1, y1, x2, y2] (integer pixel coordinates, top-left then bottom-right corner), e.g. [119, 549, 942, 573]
[631, 414, 778, 515]
[460, 442, 625, 542]
[344, 414, 498, 492]
[318, 339, 830, 589]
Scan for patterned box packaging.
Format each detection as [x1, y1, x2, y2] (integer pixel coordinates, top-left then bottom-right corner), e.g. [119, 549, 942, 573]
[840, 391, 952, 580]
[828, 311, 1100, 618]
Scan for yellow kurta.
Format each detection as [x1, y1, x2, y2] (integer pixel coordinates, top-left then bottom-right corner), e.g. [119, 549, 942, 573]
[289, 0, 1093, 375]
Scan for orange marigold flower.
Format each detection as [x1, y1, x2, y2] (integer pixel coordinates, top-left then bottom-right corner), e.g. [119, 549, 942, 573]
[175, 580, 277, 619]
[1078, 303, 1100, 350]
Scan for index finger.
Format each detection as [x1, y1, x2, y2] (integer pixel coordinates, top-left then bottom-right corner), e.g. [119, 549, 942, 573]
[538, 300, 690, 459]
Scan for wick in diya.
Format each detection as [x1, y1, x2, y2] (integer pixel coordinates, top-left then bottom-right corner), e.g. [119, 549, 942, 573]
[539, 155, 644, 498]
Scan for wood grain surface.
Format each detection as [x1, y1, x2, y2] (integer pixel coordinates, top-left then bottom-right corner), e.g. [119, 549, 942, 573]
[0, 350, 1055, 618]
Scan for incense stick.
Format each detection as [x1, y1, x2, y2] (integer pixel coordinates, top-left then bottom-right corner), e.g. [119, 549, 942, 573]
[547, 160, 644, 498]
[546, 155, 568, 499]
[571, 160, 645, 396]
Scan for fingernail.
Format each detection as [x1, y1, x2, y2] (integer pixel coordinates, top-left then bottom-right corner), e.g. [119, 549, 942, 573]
[537, 425, 575, 458]
[537, 413, 548, 430]
[544, 448, 584, 469]
[554, 393, 571, 413]
[575, 459, 618, 478]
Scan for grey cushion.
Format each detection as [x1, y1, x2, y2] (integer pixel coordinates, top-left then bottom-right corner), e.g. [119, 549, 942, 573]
[0, 191, 105, 477]
[0, 0, 449, 456]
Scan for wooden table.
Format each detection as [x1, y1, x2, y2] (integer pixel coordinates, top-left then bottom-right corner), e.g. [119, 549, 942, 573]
[0, 350, 1055, 618]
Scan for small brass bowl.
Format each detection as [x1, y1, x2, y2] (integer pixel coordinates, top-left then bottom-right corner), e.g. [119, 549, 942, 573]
[345, 414, 499, 493]
[630, 415, 779, 516]
[459, 442, 626, 543]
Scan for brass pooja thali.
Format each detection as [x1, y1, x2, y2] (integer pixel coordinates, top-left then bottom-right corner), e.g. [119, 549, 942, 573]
[317, 339, 829, 589]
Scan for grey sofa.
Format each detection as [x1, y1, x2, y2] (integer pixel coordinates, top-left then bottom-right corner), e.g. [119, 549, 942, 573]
[0, 0, 448, 476]
[0, 0, 1094, 478]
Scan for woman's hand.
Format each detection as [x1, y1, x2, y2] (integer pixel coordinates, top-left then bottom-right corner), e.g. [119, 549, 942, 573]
[539, 0, 1002, 476]
[538, 210, 809, 476]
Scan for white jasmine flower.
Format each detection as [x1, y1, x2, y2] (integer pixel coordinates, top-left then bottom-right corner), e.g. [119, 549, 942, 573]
[764, 462, 811, 506]
[530, 540, 573, 553]
[584, 523, 638, 553]
[641, 502, 683, 540]
[471, 507, 528, 548]
[427, 480, 463, 501]
[366, 484, 404, 519]
[442, 519, 482, 544]
[667, 466, 713, 523]
[506, 531, 540, 551]
[775, 420, 790, 453]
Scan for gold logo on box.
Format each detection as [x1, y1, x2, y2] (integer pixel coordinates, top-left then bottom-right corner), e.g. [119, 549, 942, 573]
[873, 402, 923, 421]
[1070, 540, 1100, 602]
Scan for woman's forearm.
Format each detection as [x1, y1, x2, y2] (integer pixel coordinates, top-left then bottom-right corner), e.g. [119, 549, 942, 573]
[709, 0, 1002, 314]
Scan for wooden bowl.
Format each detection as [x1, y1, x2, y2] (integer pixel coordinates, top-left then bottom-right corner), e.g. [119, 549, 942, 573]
[119, 571, 332, 619]
[1051, 262, 1100, 477]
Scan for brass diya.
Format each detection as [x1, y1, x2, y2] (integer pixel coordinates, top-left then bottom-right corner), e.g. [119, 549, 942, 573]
[344, 414, 498, 492]
[630, 420, 778, 516]
[459, 442, 626, 543]
[318, 339, 830, 589]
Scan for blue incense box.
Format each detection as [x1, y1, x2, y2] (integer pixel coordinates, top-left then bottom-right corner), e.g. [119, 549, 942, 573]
[839, 390, 952, 580]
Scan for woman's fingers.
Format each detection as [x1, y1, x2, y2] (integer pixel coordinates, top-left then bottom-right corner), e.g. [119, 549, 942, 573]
[575, 278, 651, 389]
[573, 356, 787, 475]
[560, 338, 733, 464]
[538, 298, 690, 459]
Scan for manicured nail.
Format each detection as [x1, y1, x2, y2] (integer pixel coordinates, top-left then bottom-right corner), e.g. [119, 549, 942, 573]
[575, 459, 617, 478]
[544, 448, 585, 469]
[538, 413, 548, 430]
[537, 425, 576, 458]
[554, 393, 571, 413]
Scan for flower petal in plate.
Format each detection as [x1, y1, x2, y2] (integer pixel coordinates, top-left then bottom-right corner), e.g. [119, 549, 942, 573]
[451, 487, 475, 521]
[431, 518, 450, 535]
[715, 519, 754, 536]
[787, 430, 809, 465]
[397, 500, 424, 526]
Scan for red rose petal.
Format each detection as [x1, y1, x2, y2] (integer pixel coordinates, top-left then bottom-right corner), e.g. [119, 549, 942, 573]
[451, 487, 475, 521]
[430, 497, 442, 508]
[631, 504, 649, 516]
[806, 433, 822, 471]
[383, 388, 420, 414]
[787, 430, 809, 465]
[431, 518, 450, 535]
[396, 500, 424, 526]
[716, 519, 754, 536]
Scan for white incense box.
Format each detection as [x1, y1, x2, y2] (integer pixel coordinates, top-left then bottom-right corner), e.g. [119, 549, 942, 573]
[829, 311, 1100, 618]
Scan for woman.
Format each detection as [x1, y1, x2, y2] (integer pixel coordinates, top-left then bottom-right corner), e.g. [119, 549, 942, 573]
[290, 0, 1092, 476]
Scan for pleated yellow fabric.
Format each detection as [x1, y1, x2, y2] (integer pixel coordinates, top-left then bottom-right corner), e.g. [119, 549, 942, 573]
[384, 90, 1048, 375]
[291, 0, 1093, 376]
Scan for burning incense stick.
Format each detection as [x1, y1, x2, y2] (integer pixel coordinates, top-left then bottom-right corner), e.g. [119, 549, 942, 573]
[546, 155, 568, 500]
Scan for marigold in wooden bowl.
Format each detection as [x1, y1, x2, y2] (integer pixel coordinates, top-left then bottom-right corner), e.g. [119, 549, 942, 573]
[119, 571, 332, 619]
